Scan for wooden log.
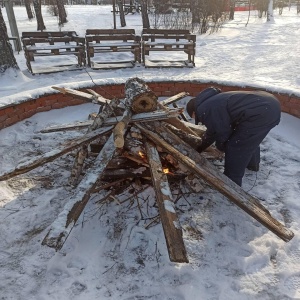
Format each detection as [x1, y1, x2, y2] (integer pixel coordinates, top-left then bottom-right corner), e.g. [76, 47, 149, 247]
[113, 107, 132, 148]
[88, 97, 120, 132]
[69, 144, 88, 186]
[181, 120, 206, 137]
[42, 133, 116, 250]
[172, 103, 188, 122]
[124, 77, 157, 113]
[159, 92, 190, 107]
[0, 126, 113, 182]
[136, 123, 294, 243]
[102, 168, 151, 181]
[70, 97, 120, 185]
[52, 86, 111, 105]
[157, 102, 197, 136]
[144, 139, 189, 263]
[40, 108, 184, 133]
[164, 123, 223, 160]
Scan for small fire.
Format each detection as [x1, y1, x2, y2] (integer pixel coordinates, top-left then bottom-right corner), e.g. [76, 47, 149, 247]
[138, 151, 145, 159]
[163, 168, 169, 174]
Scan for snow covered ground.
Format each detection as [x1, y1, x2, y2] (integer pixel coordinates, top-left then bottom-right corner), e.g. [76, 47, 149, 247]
[0, 5, 300, 300]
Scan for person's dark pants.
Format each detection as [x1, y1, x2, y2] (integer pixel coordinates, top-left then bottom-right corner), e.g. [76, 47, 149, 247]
[224, 128, 272, 186]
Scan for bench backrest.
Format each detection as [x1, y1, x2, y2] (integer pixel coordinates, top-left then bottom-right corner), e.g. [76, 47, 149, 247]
[142, 29, 191, 35]
[22, 31, 78, 39]
[141, 29, 196, 42]
[85, 29, 139, 43]
[21, 31, 84, 46]
[86, 29, 135, 35]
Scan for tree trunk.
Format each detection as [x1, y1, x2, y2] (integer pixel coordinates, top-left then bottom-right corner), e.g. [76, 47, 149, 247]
[56, 0, 67, 25]
[117, 0, 126, 27]
[141, 0, 150, 28]
[267, 0, 274, 21]
[33, 0, 46, 31]
[0, 7, 19, 73]
[25, 0, 34, 19]
[229, 0, 235, 20]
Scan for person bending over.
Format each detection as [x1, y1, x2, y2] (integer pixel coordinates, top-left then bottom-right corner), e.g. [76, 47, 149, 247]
[186, 87, 281, 186]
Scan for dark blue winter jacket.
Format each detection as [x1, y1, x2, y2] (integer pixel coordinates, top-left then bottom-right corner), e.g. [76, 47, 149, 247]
[194, 87, 281, 152]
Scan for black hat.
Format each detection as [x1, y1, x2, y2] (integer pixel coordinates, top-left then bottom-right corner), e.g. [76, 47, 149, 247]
[186, 97, 196, 118]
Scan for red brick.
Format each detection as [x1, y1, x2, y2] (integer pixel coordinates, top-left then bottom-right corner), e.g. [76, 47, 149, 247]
[290, 97, 300, 104]
[290, 107, 300, 118]
[36, 106, 52, 113]
[4, 115, 20, 126]
[0, 114, 8, 122]
[52, 102, 67, 109]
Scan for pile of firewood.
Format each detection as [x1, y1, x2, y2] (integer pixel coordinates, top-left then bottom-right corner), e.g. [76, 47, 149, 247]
[0, 77, 294, 263]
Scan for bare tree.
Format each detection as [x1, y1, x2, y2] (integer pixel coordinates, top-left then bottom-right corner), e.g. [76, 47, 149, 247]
[117, 0, 126, 27]
[267, 0, 274, 21]
[141, 0, 150, 28]
[0, 7, 19, 73]
[229, 0, 235, 20]
[25, 0, 34, 19]
[33, 0, 46, 31]
[56, 0, 67, 25]
[255, 0, 268, 18]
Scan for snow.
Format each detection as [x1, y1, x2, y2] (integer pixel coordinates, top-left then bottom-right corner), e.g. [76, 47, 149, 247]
[0, 4, 300, 300]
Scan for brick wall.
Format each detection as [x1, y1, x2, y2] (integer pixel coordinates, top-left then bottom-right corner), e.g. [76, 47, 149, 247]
[0, 81, 299, 130]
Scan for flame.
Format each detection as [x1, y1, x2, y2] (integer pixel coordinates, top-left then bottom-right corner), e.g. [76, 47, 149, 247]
[163, 168, 169, 174]
[138, 151, 145, 159]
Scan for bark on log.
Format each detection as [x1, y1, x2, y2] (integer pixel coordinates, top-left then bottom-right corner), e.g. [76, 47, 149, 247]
[124, 78, 157, 113]
[88, 97, 120, 132]
[144, 139, 189, 263]
[137, 122, 294, 243]
[0, 126, 113, 182]
[113, 107, 132, 148]
[69, 144, 88, 186]
[42, 133, 116, 250]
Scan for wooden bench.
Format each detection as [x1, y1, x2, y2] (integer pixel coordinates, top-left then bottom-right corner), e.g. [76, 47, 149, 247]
[21, 31, 86, 74]
[141, 29, 196, 68]
[85, 29, 141, 69]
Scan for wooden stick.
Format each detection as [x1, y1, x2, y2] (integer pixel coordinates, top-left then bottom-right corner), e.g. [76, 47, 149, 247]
[144, 139, 189, 263]
[52, 86, 111, 105]
[0, 126, 113, 182]
[42, 133, 116, 250]
[137, 123, 294, 243]
[159, 92, 190, 107]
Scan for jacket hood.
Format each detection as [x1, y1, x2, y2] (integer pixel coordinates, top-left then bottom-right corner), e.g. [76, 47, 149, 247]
[194, 87, 221, 124]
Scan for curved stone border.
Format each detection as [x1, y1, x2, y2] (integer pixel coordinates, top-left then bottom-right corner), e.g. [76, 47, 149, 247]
[0, 81, 299, 130]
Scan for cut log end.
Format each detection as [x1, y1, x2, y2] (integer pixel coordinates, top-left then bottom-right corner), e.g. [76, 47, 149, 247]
[131, 92, 158, 113]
